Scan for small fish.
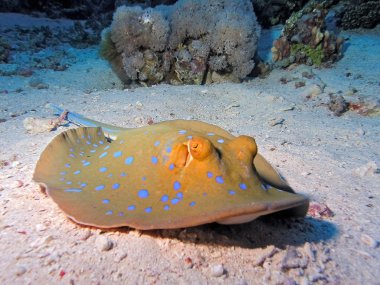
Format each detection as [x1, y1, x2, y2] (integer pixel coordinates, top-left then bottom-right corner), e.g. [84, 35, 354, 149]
[33, 105, 309, 230]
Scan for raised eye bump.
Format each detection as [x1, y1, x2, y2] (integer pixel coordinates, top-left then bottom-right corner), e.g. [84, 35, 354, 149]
[229, 135, 257, 162]
[189, 136, 214, 160]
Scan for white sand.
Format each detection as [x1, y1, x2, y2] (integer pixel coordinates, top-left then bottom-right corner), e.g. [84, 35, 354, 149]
[0, 14, 379, 284]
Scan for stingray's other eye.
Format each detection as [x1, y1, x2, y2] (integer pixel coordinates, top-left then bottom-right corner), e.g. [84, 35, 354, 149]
[228, 135, 257, 163]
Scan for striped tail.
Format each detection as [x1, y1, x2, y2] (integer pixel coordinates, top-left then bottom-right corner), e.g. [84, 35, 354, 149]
[48, 104, 126, 139]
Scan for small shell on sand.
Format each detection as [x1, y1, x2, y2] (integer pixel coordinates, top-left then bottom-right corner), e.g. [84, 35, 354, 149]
[361, 234, 378, 248]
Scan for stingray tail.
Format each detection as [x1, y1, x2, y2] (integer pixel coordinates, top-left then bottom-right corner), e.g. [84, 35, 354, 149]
[48, 104, 126, 139]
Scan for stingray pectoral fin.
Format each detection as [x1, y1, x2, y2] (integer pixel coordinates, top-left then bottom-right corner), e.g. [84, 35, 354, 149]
[33, 126, 109, 190]
[217, 187, 309, 224]
[252, 154, 309, 217]
[254, 153, 294, 192]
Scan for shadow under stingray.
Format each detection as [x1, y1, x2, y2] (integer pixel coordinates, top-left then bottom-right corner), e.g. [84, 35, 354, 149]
[115, 216, 337, 249]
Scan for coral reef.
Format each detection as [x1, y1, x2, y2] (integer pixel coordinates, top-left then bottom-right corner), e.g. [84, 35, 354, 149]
[100, 0, 261, 85]
[339, 0, 380, 29]
[272, 0, 343, 67]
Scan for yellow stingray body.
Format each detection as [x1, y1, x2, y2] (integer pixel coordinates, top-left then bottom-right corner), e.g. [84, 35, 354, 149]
[33, 106, 309, 230]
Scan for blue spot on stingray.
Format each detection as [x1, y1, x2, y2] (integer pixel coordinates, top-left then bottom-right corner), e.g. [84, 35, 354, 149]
[90, 149, 96, 153]
[178, 130, 187, 134]
[229, 190, 236, 195]
[166, 146, 172, 153]
[189, 201, 196, 207]
[59, 178, 65, 181]
[239, 183, 247, 190]
[207, 132, 215, 136]
[138, 189, 149, 198]
[70, 148, 74, 152]
[207, 171, 213, 178]
[65, 163, 71, 168]
[216, 176, 224, 184]
[217, 139, 224, 143]
[99, 167, 108, 172]
[105, 210, 113, 215]
[145, 207, 152, 213]
[87, 135, 91, 139]
[99, 141, 104, 145]
[81, 135, 85, 139]
[104, 145, 110, 150]
[66, 181, 72, 185]
[176, 192, 183, 199]
[125, 156, 134, 165]
[83, 161, 90, 167]
[73, 170, 81, 175]
[65, 188, 82, 193]
[93, 144, 98, 148]
[141, 176, 147, 181]
[120, 172, 127, 177]
[164, 205, 170, 211]
[86, 141, 91, 145]
[203, 192, 207, 196]
[60, 171, 67, 176]
[118, 212, 124, 216]
[80, 183, 87, 188]
[187, 135, 193, 139]
[169, 163, 175, 170]
[99, 152, 108, 158]
[102, 199, 110, 204]
[108, 173, 113, 178]
[151, 156, 158, 164]
[171, 198, 180, 205]
[69, 153, 75, 158]
[161, 195, 169, 202]
[113, 151, 122, 158]
[95, 185, 105, 191]
[154, 140, 160, 147]
[97, 131, 101, 136]
[112, 183, 120, 190]
[173, 181, 181, 191]
[128, 205, 136, 211]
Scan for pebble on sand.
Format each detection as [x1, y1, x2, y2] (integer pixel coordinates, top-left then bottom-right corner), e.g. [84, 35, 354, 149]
[15, 265, 27, 276]
[210, 264, 225, 277]
[95, 235, 114, 251]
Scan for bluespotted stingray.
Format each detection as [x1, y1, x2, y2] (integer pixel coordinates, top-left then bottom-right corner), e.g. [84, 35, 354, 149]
[33, 105, 309, 230]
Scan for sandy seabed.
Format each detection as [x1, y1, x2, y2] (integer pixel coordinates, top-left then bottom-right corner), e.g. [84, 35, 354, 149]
[0, 13, 379, 285]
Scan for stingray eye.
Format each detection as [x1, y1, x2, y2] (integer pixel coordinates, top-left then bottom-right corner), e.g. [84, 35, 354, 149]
[189, 136, 214, 160]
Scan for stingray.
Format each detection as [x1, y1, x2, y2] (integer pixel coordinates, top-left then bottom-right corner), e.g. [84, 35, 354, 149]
[33, 105, 309, 230]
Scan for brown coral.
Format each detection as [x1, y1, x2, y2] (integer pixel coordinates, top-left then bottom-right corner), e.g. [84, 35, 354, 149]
[272, 36, 291, 62]
[272, 0, 344, 67]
